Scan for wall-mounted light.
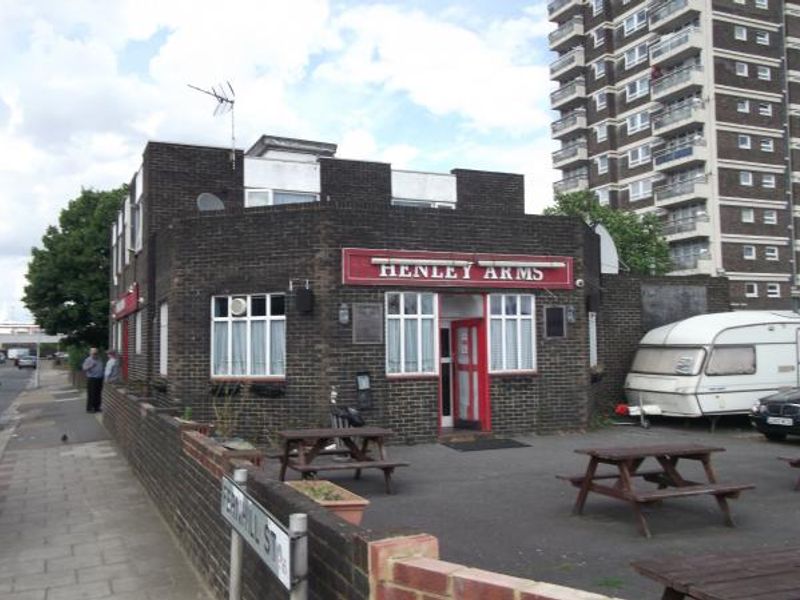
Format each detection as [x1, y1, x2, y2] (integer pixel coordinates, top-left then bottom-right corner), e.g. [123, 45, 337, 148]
[338, 303, 350, 325]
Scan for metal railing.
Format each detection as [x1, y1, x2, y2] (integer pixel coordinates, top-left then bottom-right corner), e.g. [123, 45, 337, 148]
[551, 47, 583, 74]
[652, 97, 704, 130]
[551, 77, 585, 104]
[552, 109, 586, 134]
[650, 27, 700, 61]
[553, 139, 587, 163]
[671, 253, 708, 270]
[650, 0, 689, 24]
[662, 213, 709, 235]
[549, 16, 583, 45]
[553, 169, 589, 193]
[549, 0, 579, 15]
[652, 64, 703, 96]
[654, 174, 708, 200]
[653, 136, 705, 165]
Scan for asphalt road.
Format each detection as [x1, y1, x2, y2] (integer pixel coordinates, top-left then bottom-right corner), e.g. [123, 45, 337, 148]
[0, 361, 33, 419]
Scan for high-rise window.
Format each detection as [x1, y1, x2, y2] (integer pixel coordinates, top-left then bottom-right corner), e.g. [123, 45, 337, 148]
[755, 31, 769, 45]
[758, 102, 772, 116]
[741, 208, 754, 223]
[763, 209, 777, 224]
[737, 100, 749, 113]
[734, 26, 747, 41]
[745, 283, 758, 298]
[762, 174, 776, 188]
[765, 246, 779, 261]
[767, 283, 781, 298]
[737, 135, 751, 149]
[739, 171, 753, 186]
[757, 66, 771, 80]
[743, 245, 756, 260]
[760, 139, 774, 152]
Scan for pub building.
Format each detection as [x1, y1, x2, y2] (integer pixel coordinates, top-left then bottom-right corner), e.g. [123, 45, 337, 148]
[108, 135, 603, 444]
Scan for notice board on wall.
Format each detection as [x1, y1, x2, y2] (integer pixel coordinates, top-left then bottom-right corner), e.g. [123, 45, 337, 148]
[353, 303, 383, 344]
[641, 285, 708, 332]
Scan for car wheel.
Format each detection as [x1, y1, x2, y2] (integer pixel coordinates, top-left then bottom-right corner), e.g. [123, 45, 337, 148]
[765, 432, 787, 442]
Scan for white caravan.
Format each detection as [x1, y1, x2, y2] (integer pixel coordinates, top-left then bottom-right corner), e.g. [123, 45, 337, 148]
[624, 311, 800, 417]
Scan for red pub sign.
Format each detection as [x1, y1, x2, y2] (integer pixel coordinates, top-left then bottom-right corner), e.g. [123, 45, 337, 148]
[342, 248, 574, 289]
[112, 283, 139, 320]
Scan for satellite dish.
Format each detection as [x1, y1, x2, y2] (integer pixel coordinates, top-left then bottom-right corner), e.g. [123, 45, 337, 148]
[196, 193, 225, 211]
[594, 223, 620, 275]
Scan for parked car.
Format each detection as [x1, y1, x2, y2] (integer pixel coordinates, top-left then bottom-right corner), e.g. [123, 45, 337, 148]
[17, 355, 37, 369]
[750, 388, 800, 441]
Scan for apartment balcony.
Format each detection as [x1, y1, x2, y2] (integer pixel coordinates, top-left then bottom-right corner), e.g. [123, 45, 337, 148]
[548, 0, 583, 22]
[552, 138, 588, 169]
[670, 253, 713, 275]
[549, 16, 584, 51]
[651, 65, 704, 103]
[654, 175, 710, 206]
[649, 0, 703, 33]
[651, 98, 706, 137]
[551, 47, 585, 81]
[650, 27, 702, 68]
[551, 109, 587, 139]
[553, 170, 589, 194]
[653, 137, 708, 171]
[551, 77, 586, 110]
[662, 213, 711, 242]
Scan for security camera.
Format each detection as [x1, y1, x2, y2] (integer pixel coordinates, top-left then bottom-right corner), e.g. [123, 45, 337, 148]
[575, 278, 585, 288]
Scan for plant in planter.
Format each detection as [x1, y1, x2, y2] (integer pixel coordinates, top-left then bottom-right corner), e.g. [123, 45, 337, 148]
[286, 480, 370, 525]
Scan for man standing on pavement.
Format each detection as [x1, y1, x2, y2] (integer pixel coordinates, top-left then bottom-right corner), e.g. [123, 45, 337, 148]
[82, 347, 104, 413]
[105, 350, 120, 385]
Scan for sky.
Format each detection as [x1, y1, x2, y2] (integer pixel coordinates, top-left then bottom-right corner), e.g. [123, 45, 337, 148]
[0, 0, 559, 323]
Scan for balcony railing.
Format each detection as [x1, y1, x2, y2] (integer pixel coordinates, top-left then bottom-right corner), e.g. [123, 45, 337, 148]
[662, 213, 710, 235]
[671, 253, 709, 270]
[652, 64, 703, 97]
[551, 109, 586, 135]
[553, 169, 588, 193]
[549, 16, 583, 45]
[552, 139, 587, 163]
[650, 0, 688, 25]
[654, 174, 708, 201]
[650, 27, 700, 62]
[551, 77, 585, 105]
[653, 137, 705, 166]
[551, 47, 584, 76]
[548, 0, 579, 16]
[652, 97, 704, 130]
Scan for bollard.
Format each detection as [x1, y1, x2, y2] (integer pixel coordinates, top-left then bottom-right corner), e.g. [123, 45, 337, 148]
[229, 468, 248, 600]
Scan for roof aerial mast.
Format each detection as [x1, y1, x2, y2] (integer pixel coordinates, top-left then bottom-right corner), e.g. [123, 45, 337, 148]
[187, 81, 236, 169]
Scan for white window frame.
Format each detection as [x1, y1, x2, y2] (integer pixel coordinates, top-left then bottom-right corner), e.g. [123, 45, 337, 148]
[762, 174, 776, 188]
[595, 123, 608, 142]
[623, 9, 647, 36]
[734, 0, 746, 4]
[735, 62, 748, 77]
[385, 292, 438, 376]
[767, 283, 781, 298]
[737, 99, 750, 113]
[211, 293, 287, 377]
[626, 110, 650, 135]
[758, 102, 773, 116]
[595, 92, 607, 111]
[760, 138, 774, 152]
[743, 245, 756, 260]
[489, 294, 537, 373]
[741, 208, 755, 223]
[629, 177, 653, 201]
[737, 134, 751, 150]
[626, 76, 650, 102]
[159, 302, 168, 376]
[745, 282, 758, 298]
[245, 189, 319, 208]
[593, 0, 604, 15]
[596, 155, 609, 175]
[135, 311, 142, 354]
[594, 61, 606, 79]
[624, 42, 649, 69]
[593, 29, 605, 48]
[755, 0, 768, 7]
[627, 144, 651, 168]
[734, 26, 747, 41]
[757, 66, 771, 81]
[755, 31, 769, 45]
[765, 246, 779, 261]
[596, 187, 610, 205]
[739, 171, 753, 186]
[763, 209, 778, 224]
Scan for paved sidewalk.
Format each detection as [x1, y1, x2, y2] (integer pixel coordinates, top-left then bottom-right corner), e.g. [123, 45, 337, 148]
[0, 363, 214, 600]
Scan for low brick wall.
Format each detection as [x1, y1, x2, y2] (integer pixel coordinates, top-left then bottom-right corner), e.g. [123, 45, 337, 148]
[102, 384, 624, 600]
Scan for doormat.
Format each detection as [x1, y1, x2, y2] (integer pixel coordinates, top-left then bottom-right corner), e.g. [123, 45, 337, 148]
[441, 438, 530, 452]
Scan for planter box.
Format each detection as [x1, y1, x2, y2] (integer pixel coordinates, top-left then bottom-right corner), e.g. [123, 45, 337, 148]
[287, 480, 370, 525]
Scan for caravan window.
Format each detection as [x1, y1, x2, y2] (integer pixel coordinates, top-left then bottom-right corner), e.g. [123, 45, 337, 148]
[705, 346, 756, 376]
[631, 347, 705, 375]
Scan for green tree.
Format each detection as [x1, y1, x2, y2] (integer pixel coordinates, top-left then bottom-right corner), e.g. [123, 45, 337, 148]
[23, 186, 128, 347]
[545, 190, 671, 275]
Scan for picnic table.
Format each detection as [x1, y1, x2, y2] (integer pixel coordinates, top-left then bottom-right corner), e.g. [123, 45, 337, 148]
[632, 546, 800, 599]
[558, 443, 754, 537]
[276, 427, 408, 493]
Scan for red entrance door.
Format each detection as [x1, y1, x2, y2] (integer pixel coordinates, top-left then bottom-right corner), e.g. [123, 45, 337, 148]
[121, 320, 129, 380]
[451, 319, 489, 431]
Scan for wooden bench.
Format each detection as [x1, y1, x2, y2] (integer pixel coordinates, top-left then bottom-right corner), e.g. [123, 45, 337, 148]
[634, 482, 754, 504]
[778, 456, 800, 490]
[557, 468, 669, 486]
[291, 460, 410, 494]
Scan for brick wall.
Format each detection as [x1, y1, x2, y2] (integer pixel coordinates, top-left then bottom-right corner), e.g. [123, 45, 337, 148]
[102, 384, 624, 600]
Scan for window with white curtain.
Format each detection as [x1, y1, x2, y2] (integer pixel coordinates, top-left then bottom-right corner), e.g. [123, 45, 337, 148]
[385, 292, 437, 375]
[211, 294, 286, 377]
[489, 294, 536, 372]
[159, 302, 168, 376]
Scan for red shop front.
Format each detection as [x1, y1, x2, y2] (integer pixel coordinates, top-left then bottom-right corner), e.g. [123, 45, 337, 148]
[112, 283, 139, 380]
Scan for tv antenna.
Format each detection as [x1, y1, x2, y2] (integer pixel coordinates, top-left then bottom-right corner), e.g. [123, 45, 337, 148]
[187, 81, 236, 169]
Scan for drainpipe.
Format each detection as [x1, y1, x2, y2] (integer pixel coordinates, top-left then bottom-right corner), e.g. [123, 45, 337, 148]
[781, 14, 800, 312]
